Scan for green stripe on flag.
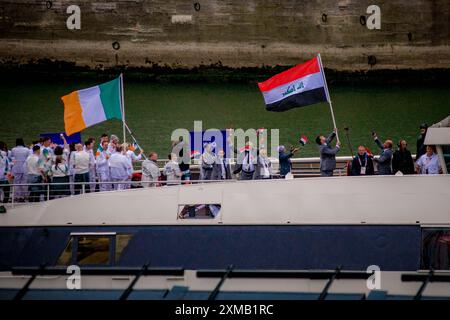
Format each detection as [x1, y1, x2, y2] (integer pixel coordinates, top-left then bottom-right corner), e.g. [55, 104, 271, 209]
[99, 77, 122, 120]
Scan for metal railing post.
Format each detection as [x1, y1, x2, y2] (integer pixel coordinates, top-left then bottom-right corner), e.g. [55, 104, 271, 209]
[82, 183, 85, 194]
[11, 184, 15, 206]
[47, 183, 50, 201]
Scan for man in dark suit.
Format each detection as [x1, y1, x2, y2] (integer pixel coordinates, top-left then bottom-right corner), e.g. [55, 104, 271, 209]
[416, 123, 428, 160]
[350, 145, 375, 176]
[212, 149, 232, 180]
[392, 140, 415, 175]
[316, 128, 341, 176]
[373, 132, 393, 175]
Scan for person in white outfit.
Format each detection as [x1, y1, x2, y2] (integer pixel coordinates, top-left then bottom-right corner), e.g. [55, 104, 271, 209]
[0, 143, 11, 203]
[141, 152, 160, 187]
[84, 139, 97, 192]
[108, 134, 120, 154]
[39, 137, 54, 179]
[73, 143, 91, 195]
[123, 143, 143, 188]
[96, 140, 111, 191]
[25, 145, 45, 202]
[163, 153, 182, 186]
[109, 145, 132, 190]
[10, 138, 30, 201]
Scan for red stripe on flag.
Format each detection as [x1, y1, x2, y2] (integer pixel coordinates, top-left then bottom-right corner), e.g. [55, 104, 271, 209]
[258, 57, 321, 92]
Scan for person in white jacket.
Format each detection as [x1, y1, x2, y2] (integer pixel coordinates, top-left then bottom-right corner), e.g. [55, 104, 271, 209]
[123, 143, 143, 188]
[96, 140, 111, 192]
[163, 153, 182, 186]
[10, 138, 30, 201]
[141, 152, 160, 187]
[109, 145, 132, 190]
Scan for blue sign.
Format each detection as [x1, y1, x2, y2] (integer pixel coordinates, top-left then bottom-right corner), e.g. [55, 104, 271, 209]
[189, 129, 229, 158]
[39, 132, 82, 145]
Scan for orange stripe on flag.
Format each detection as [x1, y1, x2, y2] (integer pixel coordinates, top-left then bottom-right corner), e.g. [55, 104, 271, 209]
[61, 91, 86, 136]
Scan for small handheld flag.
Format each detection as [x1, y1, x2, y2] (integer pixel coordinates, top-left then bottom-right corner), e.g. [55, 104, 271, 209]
[299, 135, 309, 146]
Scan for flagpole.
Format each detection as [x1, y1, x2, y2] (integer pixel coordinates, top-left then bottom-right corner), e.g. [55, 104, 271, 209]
[120, 73, 126, 144]
[317, 53, 339, 142]
[124, 122, 148, 160]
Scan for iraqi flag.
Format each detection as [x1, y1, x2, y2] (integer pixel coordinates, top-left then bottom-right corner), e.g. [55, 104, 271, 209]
[258, 56, 329, 112]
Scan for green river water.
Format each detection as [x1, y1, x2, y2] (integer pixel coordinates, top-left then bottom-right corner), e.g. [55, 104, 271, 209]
[0, 79, 449, 157]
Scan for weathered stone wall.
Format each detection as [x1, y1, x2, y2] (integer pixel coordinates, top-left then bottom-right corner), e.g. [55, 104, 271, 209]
[0, 0, 449, 71]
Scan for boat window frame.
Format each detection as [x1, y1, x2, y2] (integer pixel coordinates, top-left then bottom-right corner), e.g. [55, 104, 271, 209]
[56, 232, 133, 267]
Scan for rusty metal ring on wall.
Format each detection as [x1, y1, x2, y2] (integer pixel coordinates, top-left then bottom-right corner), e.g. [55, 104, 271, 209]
[112, 42, 120, 50]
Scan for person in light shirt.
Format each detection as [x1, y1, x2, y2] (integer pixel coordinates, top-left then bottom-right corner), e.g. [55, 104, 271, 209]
[25, 145, 45, 202]
[96, 140, 111, 192]
[416, 145, 442, 175]
[109, 144, 133, 190]
[10, 138, 30, 202]
[141, 152, 160, 187]
[73, 143, 91, 194]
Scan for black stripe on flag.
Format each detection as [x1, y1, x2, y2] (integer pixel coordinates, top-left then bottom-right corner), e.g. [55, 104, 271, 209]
[265, 87, 327, 112]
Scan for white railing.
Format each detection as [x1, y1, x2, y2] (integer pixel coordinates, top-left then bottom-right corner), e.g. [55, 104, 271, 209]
[0, 155, 420, 208]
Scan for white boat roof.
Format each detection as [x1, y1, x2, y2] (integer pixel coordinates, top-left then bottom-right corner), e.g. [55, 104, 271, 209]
[425, 115, 450, 145]
[1, 175, 450, 227]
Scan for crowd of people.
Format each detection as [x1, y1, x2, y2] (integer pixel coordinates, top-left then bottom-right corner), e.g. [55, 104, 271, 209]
[314, 123, 443, 177]
[0, 123, 445, 203]
[0, 134, 145, 203]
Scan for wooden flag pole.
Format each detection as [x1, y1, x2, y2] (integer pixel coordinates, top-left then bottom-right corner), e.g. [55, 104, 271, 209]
[120, 73, 126, 144]
[317, 53, 339, 142]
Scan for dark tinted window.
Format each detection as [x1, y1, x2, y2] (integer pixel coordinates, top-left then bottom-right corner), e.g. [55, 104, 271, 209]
[421, 228, 450, 270]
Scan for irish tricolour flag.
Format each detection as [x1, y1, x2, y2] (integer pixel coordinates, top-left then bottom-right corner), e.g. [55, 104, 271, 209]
[61, 76, 123, 135]
[258, 56, 329, 112]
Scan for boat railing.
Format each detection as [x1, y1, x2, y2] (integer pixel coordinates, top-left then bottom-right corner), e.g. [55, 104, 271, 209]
[0, 178, 257, 208]
[6, 265, 450, 300]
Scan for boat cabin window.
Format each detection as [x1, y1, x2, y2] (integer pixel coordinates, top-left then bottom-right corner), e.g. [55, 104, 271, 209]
[421, 228, 450, 270]
[177, 204, 221, 219]
[56, 233, 133, 266]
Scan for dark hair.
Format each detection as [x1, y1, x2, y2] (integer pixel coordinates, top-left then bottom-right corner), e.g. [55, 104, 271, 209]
[116, 145, 123, 153]
[149, 152, 157, 158]
[69, 142, 76, 152]
[0, 141, 6, 152]
[16, 138, 25, 147]
[168, 153, 172, 160]
[32, 145, 40, 153]
[32, 140, 39, 145]
[42, 136, 51, 143]
[100, 133, 108, 138]
[420, 123, 428, 129]
[54, 145, 64, 156]
[54, 155, 63, 167]
[315, 135, 322, 145]
[85, 139, 93, 147]
[426, 145, 437, 153]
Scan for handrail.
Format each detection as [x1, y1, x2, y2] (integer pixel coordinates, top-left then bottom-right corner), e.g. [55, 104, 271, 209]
[11, 266, 185, 276]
